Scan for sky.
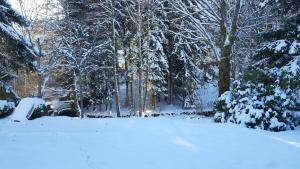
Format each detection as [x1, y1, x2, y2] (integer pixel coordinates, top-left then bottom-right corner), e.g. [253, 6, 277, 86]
[9, 0, 45, 10]
[9, 0, 55, 19]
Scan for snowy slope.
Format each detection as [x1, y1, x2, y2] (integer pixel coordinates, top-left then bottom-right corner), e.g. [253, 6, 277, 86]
[0, 117, 299, 169]
[10, 98, 45, 122]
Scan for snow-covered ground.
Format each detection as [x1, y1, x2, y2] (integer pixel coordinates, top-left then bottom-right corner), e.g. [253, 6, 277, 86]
[0, 117, 300, 169]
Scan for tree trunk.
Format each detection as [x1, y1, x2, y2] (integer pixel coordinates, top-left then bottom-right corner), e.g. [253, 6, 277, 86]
[152, 93, 157, 110]
[112, 0, 121, 117]
[218, 47, 231, 96]
[123, 23, 131, 108]
[138, 54, 143, 116]
[73, 71, 79, 114]
[143, 77, 148, 112]
[78, 71, 84, 119]
[138, 1, 143, 117]
[125, 59, 129, 107]
[143, 57, 149, 112]
[232, 43, 236, 81]
[130, 81, 134, 109]
[168, 72, 173, 105]
[218, 0, 240, 96]
[113, 54, 121, 117]
[37, 39, 43, 98]
[125, 79, 129, 107]
[37, 73, 42, 98]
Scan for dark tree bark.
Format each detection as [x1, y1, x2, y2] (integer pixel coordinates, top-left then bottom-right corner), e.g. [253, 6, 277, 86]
[218, 0, 241, 96]
[218, 47, 231, 96]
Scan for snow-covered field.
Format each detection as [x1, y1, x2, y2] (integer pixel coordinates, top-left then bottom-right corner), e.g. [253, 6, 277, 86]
[0, 117, 300, 169]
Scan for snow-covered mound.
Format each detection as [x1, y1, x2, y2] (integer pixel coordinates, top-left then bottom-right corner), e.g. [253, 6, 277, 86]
[11, 98, 45, 122]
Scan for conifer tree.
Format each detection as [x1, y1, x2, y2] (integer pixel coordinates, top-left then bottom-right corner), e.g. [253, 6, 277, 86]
[0, 0, 36, 100]
[214, 0, 300, 131]
[255, 0, 300, 68]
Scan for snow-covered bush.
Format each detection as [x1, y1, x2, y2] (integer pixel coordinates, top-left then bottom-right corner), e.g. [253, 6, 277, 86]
[214, 0, 300, 131]
[30, 104, 48, 120]
[214, 61, 300, 131]
[0, 100, 15, 118]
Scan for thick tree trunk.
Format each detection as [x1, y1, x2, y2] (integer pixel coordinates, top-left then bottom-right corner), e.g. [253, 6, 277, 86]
[218, 0, 241, 96]
[218, 47, 231, 96]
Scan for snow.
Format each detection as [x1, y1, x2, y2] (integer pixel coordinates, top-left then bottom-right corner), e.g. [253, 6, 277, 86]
[0, 22, 37, 57]
[0, 100, 14, 110]
[224, 35, 230, 46]
[0, 23, 22, 42]
[293, 111, 300, 119]
[10, 98, 45, 122]
[289, 41, 300, 55]
[259, 0, 269, 8]
[274, 40, 288, 53]
[281, 58, 300, 76]
[155, 104, 196, 115]
[219, 91, 231, 105]
[270, 117, 286, 130]
[197, 84, 218, 112]
[0, 100, 14, 117]
[0, 117, 300, 169]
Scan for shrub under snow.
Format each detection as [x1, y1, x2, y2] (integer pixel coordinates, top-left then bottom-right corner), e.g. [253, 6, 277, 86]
[214, 59, 300, 131]
[0, 100, 15, 118]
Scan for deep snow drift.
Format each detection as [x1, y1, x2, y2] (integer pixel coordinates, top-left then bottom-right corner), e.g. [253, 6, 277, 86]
[0, 117, 299, 169]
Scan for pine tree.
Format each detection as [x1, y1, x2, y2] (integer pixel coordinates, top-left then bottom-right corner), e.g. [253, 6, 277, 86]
[255, 0, 300, 68]
[144, 22, 169, 110]
[0, 0, 36, 100]
[214, 0, 300, 131]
